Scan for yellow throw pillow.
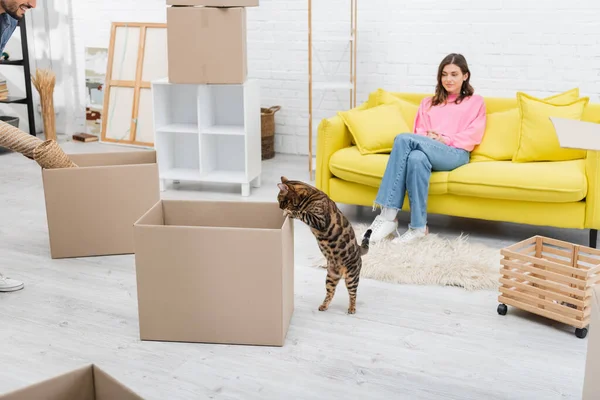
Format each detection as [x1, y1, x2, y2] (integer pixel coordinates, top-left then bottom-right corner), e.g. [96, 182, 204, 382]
[471, 88, 580, 162]
[367, 88, 420, 131]
[512, 92, 589, 162]
[470, 108, 521, 162]
[544, 87, 580, 103]
[338, 103, 411, 155]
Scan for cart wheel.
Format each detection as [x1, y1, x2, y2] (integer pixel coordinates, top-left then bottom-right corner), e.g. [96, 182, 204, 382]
[497, 304, 508, 315]
[575, 328, 588, 339]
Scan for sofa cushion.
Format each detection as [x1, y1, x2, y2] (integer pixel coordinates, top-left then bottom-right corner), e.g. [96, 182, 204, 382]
[329, 146, 448, 195]
[366, 89, 421, 131]
[512, 92, 589, 162]
[470, 108, 521, 162]
[448, 160, 587, 203]
[338, 103, 411, 155]
[470, 88, 581, 162]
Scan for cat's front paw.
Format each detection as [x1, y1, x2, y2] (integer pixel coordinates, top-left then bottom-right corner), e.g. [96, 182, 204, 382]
[347, 307, 356, 314]
[318, 304, 328, 312]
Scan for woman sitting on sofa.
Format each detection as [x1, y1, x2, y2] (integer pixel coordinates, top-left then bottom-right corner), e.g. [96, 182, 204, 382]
[366, 53, 487, 244]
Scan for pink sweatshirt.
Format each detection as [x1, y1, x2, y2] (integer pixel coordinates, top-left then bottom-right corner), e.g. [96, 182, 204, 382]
[413, 93, 487, 151]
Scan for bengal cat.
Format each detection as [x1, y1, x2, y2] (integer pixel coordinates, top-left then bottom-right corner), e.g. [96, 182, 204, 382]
[277, 176, 372, 314]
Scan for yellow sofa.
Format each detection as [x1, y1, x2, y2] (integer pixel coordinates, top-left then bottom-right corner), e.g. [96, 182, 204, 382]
[315, 89, 600, 248]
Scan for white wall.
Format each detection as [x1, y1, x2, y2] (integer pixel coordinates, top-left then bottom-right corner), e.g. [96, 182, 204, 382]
[6, 0, 600, 155]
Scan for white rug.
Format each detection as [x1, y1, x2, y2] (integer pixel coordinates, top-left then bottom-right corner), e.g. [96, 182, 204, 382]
[309, 223, 503, 291]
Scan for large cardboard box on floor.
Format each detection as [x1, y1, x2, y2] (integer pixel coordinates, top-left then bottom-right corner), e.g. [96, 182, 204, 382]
[133, 199, 294, 346]
[167, 6, 247, 84]
[0, 364, 143, 399]
[582, 285, 600, 399]
[42, 151, 160, 259]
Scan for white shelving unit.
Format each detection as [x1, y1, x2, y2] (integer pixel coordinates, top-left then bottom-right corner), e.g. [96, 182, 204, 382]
[151, 78, 262, 196]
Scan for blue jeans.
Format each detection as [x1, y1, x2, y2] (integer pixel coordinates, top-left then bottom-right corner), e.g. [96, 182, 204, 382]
[374, 133, 470, 229]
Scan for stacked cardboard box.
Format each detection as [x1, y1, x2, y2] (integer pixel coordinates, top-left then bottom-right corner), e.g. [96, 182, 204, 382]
[166, 0, 259, 84]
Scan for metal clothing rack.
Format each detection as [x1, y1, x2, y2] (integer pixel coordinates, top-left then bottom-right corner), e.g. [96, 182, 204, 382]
[308, 0, 357, 180]
[0, 15, 36, 136]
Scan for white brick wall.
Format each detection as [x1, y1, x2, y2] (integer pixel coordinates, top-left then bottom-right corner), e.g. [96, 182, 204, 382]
[68, 0, 168, 135]
[14, 0, 600, 155]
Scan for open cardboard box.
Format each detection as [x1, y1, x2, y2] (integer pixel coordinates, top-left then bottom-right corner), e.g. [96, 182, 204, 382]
[550, 117, 600, 151]
[133, 199, 294, 346]
[167, 6, 247, 84]
[0, 364, 143, 399]
[42, 150, 160, 259]
[582, 285, 600, 399]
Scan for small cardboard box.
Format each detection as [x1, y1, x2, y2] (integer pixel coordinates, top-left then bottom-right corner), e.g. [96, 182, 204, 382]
[0, 364, 143, 399]
[167, 6, 247, 84]
[42, 151, 160, 259]
[133, 199, 294, 346]
[550, 116, 600, 151]
[582, 285, 600, 399]
[166, 0, 258, 5]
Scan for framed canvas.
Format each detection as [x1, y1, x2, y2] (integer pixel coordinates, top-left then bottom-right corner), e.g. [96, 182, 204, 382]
[101, 22, 168, 147]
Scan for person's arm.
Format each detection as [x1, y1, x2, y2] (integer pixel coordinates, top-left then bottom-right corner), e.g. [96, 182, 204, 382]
[440, 98, 487, 151]
[412, 97, 431, 136]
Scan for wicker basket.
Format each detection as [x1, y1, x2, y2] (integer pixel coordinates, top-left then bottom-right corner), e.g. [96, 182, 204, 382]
[497, 235, 600, 338]
[261, 106, 281, 160]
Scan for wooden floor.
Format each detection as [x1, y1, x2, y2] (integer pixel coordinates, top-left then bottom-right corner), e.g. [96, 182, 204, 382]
[0, 141, 593, 399]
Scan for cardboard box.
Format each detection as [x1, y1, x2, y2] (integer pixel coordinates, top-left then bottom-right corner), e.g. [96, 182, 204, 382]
[550, 116, 600, 151]
[133, 199, 294, 346]
[167, 6, 247, 84]
[167, 0, 258, 6]
[42, 151, 160, 259]
[582, 285, 600, 399]
[0, 364, 143, 399]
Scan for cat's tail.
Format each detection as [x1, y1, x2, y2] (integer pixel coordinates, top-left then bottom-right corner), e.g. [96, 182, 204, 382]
[360, 229, 372, 256]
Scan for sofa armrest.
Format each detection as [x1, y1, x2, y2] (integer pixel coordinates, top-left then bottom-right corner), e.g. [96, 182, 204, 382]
[585, 150, 600, 229]
[315, 115, 353, 195]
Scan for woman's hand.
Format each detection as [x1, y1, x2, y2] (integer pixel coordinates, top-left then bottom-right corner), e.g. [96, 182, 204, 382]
[426, 130, 437, 139]
[427, 130, 449, 145]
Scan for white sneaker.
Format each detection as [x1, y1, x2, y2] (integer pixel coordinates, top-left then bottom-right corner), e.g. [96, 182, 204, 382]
[0, 273, 24, 292]
[365, 215, 398, 242]
[392, 226, 428, 244]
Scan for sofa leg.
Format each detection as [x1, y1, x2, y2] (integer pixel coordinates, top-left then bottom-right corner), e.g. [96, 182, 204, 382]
[590, 229, 598, 249]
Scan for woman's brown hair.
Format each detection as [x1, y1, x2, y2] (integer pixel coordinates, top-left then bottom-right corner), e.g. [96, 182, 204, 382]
[431, 53, 474, 106]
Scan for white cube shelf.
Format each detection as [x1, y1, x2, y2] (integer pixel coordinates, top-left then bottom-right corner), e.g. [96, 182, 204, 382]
[151, 78, 262, 196]
[153, 83, 199, 134]
[155, 131, 201, 181]
[198, 84, 245, 136]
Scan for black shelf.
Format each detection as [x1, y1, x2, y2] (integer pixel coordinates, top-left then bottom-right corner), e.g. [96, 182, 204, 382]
[0, 15, 35, 136]
[0, 59, 23, 66]
[0, 96, 26, 104]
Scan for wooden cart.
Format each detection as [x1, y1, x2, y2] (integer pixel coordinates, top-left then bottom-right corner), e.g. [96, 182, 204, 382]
[497, 235, 600, 338]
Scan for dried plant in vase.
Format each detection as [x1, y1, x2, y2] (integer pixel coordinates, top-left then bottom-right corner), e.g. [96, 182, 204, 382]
[31, 68, 56, 141]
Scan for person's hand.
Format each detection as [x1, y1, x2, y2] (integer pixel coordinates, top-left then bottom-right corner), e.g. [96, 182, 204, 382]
[427, 130, 449, 145]
[436, 134, 449, 145]
[426, 130, 439, 139]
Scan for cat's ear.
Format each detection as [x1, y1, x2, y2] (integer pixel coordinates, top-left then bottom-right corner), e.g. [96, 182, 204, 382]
[281, 176, 289, 183]
[277, 183, 289, 194]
